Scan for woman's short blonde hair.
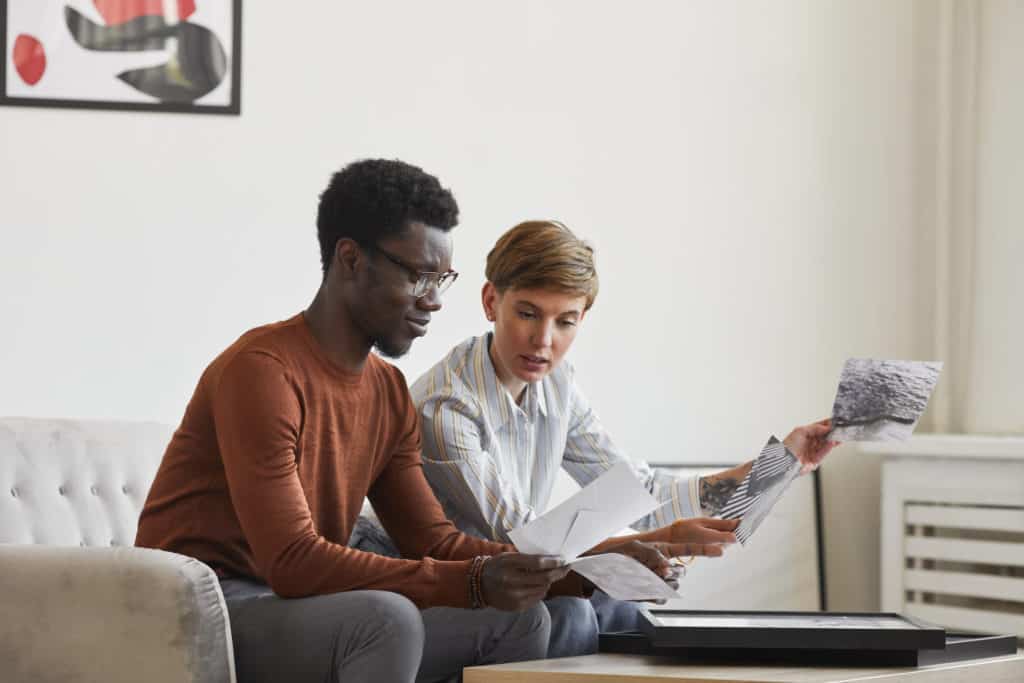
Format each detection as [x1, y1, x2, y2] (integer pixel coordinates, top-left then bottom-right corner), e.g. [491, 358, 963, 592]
[485, 220, 599, 310]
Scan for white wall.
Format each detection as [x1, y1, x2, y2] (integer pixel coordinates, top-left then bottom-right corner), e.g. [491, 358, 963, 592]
[923, 0, 1024, 438]
[963, 0, 1024, 434]
[2, 1, 981, 610]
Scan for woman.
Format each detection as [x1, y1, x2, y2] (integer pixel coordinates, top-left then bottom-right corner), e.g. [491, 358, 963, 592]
[405, 220, 837, 657]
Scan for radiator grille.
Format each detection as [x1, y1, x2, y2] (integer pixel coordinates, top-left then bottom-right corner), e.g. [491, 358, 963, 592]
[902, 501, 1024, 639]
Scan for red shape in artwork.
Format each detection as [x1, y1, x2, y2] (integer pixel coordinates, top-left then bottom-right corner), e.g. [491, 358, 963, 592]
[13, 34, 46, 86]
[92, 0, 196, 25]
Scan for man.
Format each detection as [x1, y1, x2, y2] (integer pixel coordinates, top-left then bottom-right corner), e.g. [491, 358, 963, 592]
[135, 159, 683, 683]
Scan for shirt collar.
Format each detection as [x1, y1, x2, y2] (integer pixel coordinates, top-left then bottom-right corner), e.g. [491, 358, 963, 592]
[517, 377, 548, 422]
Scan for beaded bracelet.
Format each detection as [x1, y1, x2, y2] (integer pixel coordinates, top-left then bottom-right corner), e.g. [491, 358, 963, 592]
[472, 556, 487, 608]
[469, 555, 490, 609]
[469, 557, 481, 608]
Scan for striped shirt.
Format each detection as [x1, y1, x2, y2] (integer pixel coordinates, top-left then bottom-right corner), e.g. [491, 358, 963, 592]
[409, 332, 701, 543]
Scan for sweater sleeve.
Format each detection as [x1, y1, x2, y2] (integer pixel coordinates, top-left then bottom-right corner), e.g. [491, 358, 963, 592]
[370, 371, 512, 562]
[212, 350, 478, 607]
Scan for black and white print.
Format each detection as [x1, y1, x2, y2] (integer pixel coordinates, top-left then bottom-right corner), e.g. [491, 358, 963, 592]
[828, 359, 943, 442]
[717, 436, 801, 544]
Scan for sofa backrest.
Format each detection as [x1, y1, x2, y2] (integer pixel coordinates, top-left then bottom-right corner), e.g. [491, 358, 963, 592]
[0, 418, 173, 547]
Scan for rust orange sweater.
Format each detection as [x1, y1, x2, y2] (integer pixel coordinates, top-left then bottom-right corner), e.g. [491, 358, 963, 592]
[135, 314, 511, 608]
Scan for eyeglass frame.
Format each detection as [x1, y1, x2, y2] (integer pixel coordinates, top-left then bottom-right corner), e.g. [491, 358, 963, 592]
[369, 244, 459, 299]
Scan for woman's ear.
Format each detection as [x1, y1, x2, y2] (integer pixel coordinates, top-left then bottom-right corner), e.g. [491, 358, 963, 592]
[481, 281, 499, 322]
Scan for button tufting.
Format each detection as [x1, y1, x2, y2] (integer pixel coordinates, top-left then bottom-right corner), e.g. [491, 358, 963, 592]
[90, 486, 99, 496]
[58, 486, 66, 495]
[121, 485, 129, 494]
[10, 487, 17, 498]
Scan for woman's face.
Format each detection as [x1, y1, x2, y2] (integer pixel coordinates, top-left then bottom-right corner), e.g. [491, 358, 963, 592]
[483, 282, 587, 387]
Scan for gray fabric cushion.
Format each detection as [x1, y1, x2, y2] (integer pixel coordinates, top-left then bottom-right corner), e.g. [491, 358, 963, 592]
[0, 545, 234, 683]
[0, 417, 235, 682]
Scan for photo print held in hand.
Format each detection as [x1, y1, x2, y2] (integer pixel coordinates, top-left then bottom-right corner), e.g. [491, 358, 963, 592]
[715, 436, 802, 545]
[828, 359, 943, 442]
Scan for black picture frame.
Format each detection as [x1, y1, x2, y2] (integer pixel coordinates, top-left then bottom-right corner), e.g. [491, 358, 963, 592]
[1, 0, 242, 115]
[640, 609, 946, 652]
[600, 627, 1016, 667]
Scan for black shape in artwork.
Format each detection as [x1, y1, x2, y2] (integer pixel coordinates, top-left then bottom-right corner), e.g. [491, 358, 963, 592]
[64, 6, 227, 103]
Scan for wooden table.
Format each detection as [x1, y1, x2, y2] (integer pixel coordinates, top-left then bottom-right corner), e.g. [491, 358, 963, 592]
[464, 651, 1024, 682]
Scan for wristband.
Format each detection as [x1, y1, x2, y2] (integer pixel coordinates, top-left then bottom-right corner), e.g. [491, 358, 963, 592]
[469, 555, 490, 609]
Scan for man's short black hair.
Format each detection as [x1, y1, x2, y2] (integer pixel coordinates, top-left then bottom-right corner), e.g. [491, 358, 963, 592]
[316, 159, 459, 274]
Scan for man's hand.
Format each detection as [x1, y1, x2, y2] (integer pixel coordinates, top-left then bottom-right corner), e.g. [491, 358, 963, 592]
[784, 418, 841, 474]
[479, 553, 570, 611]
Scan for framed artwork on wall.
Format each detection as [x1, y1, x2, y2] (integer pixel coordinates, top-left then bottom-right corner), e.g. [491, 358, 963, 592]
[1, 0, 241, 114]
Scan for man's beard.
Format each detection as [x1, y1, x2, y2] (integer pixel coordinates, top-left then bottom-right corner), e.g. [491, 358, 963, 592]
[372, 334, 412, 359]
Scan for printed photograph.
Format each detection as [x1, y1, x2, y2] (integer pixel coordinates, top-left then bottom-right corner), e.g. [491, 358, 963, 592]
[716, 436, 802, 545]
[2, 0, 241, 114]
[828, 359, 943, 442]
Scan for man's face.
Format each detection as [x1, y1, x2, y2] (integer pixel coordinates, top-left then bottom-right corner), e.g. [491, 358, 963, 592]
[355, 221, 453, 358]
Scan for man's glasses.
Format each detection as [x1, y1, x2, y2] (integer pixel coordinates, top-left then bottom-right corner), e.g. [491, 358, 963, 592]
[372, 246, 459, 299]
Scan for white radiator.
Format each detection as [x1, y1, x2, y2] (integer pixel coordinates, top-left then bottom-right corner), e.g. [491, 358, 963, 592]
[873, 436, 1024, 639]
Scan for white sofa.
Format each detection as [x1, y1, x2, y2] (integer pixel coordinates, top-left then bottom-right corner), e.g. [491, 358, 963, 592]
[0, 416, 827, 682]
[0, 417, 236, 683]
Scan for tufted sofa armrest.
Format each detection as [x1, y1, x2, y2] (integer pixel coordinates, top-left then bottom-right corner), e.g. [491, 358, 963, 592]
[0, 545, 235, 683]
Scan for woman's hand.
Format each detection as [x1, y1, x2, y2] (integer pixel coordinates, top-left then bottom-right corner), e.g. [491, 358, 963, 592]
[586, 518, 738, 556]
[652, 517, 739, 555]
[599, 539, 697, 579]
[784, 418, 841, 474]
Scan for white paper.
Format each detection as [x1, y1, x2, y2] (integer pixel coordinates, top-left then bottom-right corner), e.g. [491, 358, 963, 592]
[507, 461, 673, 602]
[569, 553, 679, 601]
[560, 509, 607, 561]
[508, 461, 659, 560]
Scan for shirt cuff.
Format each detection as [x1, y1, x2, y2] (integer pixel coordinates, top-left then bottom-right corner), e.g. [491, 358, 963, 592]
[686, 475, 702, 518]
[427, 558, 477, 609]
[652, 474, 701, 526]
